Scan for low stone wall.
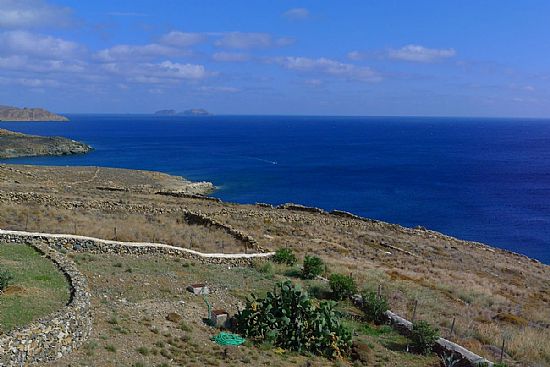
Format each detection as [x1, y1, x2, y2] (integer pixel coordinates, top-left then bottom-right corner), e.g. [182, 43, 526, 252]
[0, 228, 275, 365]
[182, 210, 267, 253]
[276, 203, 328, 214]
[351, 295, 493, 367]
[156, 191, 222, 203]
[0, 230, 274, 266]
[0, 239, 92, 366]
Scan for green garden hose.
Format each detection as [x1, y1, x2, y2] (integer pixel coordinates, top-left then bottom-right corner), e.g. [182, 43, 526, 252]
[211, 332, 246, 346]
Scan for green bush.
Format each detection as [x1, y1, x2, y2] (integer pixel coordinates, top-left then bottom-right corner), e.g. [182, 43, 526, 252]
[302, 255, 325, 279]
[272, 248, 297, 266]
[360, 290, 389, 324]
[328, 273, 357, 300]
[236, 280, 352, 358]
[253, 259, 274, 275]
[410, 320, 439, 355]
[0, 270, 14, 292]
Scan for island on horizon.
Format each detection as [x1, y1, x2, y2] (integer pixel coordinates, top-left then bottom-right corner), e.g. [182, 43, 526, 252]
[154, 108, 211, 116]
[0, 105, 69, 122]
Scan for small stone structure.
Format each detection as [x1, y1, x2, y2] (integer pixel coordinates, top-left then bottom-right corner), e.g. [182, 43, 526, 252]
[0, 239, 92, 366]
[210, 310, 229, 328]
[187, 284, 210, 295]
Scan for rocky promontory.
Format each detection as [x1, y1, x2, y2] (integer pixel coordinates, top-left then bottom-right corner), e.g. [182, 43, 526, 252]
[0, 106, 69, 122]
[0, 129, 91, 159]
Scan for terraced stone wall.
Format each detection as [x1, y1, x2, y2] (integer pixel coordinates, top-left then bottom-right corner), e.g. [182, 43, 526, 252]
[0, 238, 92, 366]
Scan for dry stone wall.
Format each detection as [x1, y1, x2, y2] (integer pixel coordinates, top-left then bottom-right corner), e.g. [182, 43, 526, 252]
[182, 210, 266, 253]
[0, 228, 274, 365]
[0, 238, 92, 366]
[351, 295, 494, 367]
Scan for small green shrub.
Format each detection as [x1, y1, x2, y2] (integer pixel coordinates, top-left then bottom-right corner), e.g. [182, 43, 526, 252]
[272, 247, 297, 265]
[253, 260, 274, 275]
[302, 255, 324, 279]
[0, 270, 14, 292]
[104, 344, 117, 353]
[328, 273, 357, 300]
[360, 290, 389, 324]
[308, 283, 331, 299]
[410, 320, 439, 355]
[136, 346, 150, 356]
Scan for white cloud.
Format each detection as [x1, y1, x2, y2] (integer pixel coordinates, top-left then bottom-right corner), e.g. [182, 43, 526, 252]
[275, 37, 295, 47]
[275, 56, 381, 82]
[212, 51, 250, 62]
[214, 32, 293, 49]
[0, 0, 73, 28]
[157, 61, 207, 79]
[95, 31, 205, 62]
[347, 50, 363, 61]
[215, 32, 271, 49]
[0, 30, 81, 59]
[159, 31, 205, 47]
[95, 43, 188, 62]
[304, 79, 323, 87]
[388, 44, 456, 62]
[199, 86, 241, 93]
[107, 12, 149, 17]
[101, 60, 210, 84]
[0, 55, 86, 73]
[283, 8, 310, 20]
[0, 76, 61, 87]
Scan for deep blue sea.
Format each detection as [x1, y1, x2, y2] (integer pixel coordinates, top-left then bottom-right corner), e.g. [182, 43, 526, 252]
[1, 115, 549, 264]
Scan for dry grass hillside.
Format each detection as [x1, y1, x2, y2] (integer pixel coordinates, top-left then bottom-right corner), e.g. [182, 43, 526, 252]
[0, 164, 548, 366]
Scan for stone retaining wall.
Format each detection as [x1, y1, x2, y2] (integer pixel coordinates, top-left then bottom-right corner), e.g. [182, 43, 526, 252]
[182, 210, 267, 253]
[0, 228, 275, 365]
[276, 203, 328, 214]
[351, 295, 494, 367]
[156, 191, 222, 203]
[0, 238, 92, 366]
[0, 230, 274, 266]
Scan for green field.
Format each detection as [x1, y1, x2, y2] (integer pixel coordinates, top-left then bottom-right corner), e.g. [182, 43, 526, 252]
[0, 243, 70, 332]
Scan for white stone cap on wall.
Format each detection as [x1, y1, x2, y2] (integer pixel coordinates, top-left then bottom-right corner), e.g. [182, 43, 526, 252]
[0, 228, 275, 259]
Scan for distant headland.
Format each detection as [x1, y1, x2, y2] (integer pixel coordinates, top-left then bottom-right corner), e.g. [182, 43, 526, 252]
[0, 105, 69, 122]
[0, 129, 91, 159]
[154, 108, 211, 116]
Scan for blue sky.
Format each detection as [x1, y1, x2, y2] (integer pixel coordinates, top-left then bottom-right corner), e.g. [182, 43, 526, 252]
[0, 0, 549, 116]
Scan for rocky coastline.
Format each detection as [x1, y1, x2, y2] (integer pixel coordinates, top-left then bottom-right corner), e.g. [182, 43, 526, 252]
[0, 129, 92, 159]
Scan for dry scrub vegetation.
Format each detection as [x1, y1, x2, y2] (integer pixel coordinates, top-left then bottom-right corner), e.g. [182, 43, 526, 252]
[209, 208, 550, 366]
[0, 164, 548, 366]
[0, 203, 244, 253]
